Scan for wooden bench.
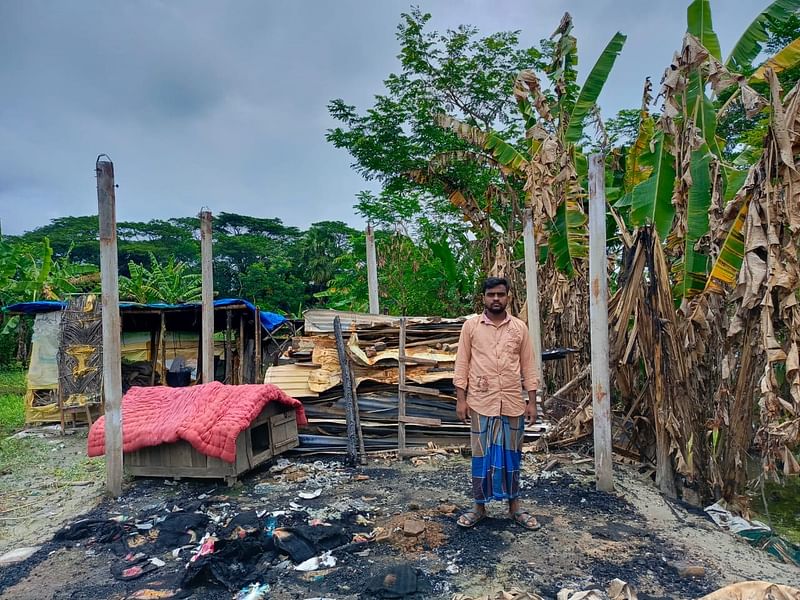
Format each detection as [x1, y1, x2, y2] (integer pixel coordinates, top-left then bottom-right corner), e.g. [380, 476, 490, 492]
[123, 403, 298, 486]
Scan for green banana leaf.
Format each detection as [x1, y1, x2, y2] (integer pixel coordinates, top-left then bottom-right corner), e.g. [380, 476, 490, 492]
[687, 0, 722, 60]
[752, 37, 800, 82]
[435, 114, 528, 174]
[680, 150, 712, 299]
[548, 195, 588, 277]
[723, 167, 749, 203]
[705, 201, 749, 294]
[726, 0, 800, 72]
[623, 112, 655, 193]
[565, 32, 627, 144]
[627, 133, 676, 239]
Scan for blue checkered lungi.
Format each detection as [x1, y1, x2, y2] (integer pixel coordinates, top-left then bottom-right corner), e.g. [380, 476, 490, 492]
[470, 411, 524, 504]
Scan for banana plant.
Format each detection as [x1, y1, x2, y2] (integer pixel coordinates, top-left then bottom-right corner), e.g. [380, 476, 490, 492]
[433, 14, 626, 277]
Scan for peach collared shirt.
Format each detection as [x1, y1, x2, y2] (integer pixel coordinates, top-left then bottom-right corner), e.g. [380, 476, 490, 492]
[453, 312, 539, 417]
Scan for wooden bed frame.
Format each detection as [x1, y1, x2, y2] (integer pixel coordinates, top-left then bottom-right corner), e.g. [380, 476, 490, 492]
[123, 403, 299, 485]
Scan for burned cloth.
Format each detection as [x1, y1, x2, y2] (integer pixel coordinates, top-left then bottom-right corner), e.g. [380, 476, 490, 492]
[87, 382, 307, 463]
[470, 411, 524, 504]
[272, 525, 350, 563]
[54, 518, 129, 545]
[366, 564, 431, 598]
[127, 512, 209, 553]
[181, 537, 273, 591]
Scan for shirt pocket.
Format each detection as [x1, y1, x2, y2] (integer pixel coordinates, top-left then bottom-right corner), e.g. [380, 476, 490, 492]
[504, 328, 522, 358]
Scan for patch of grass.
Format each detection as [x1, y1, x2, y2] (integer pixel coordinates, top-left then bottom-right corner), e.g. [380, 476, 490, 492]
[53, 456, 105, 483]
[0, 368, 26, 436]
[0, 436, 49, 476]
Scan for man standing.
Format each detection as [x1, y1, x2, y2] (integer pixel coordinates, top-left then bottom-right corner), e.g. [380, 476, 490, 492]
[453, 276, 541, 529]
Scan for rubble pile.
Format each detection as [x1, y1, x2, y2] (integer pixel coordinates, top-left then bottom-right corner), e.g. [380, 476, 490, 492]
[266, 310, 558, 452]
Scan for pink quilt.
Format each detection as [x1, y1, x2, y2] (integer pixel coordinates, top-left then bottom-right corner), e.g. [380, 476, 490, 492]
[87, 382, 307, 463]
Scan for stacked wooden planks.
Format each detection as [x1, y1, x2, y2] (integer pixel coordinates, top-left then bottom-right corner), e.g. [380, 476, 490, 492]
[265, 310, 552, 453]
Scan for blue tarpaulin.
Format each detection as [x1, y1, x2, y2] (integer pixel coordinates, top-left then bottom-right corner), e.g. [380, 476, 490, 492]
[2, 298, 287, 332]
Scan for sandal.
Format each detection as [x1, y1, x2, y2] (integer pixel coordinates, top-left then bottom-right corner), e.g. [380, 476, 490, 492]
[456, 509, 486, 528]
[511, 509, 541, 530]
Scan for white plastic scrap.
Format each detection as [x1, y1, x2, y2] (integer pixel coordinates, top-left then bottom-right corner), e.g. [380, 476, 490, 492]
[294, 551, 336, 572]
[298, 488, 323, 500]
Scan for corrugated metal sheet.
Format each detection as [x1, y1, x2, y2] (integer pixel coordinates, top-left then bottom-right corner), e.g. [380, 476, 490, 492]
[303, 309, 468, 333]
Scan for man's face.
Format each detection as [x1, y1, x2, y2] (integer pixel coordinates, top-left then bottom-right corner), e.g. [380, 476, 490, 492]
[483, 284, 509, 315]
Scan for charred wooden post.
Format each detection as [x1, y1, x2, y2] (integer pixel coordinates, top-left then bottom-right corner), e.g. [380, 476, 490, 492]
[96, 156, 123, 497]
[588, 153, 613, 492]
[333, 316, 359, 466]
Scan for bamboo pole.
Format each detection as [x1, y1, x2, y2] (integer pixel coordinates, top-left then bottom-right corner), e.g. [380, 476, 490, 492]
[96, 156, 123, 498]
[254, 308, 262, 383]
[523, 208, 544, 387]
[398, 318, 407, 454]
[200, 210, 214, 383]
[238, 315, 245, 385]
[588, 153, 614, 492]
[225, 310, 232, 384]
[366, 225, 380, 314]
[160, 312, 167, 386]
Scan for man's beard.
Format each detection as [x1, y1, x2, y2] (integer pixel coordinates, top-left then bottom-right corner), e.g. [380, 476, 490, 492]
[485, 303, 505, 314]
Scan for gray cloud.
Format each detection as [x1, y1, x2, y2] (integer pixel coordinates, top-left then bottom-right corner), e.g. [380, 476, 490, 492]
[0, 0, 772, 235]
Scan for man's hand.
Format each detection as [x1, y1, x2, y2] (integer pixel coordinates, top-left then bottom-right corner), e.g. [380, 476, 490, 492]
[525, 392, 538, 426]
[456, 398, 470, 423]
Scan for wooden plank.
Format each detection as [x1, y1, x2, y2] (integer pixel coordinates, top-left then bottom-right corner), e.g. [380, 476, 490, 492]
[398, 318, 407, 453]
[398, 415, 442, 427]
[398, 356, 438, 366]
[398, 384, 441, 397]
[97, 157, 123, 498]
[200, 210, 214, 383]
[588, 152, 614, 492]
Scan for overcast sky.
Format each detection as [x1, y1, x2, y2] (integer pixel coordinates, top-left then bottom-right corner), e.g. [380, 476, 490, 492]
[0, 0, 770, 235]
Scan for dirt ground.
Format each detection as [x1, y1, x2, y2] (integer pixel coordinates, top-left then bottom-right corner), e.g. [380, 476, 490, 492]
[0, 436, 798, 600]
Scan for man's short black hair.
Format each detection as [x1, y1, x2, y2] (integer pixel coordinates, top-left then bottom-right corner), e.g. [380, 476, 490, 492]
[483, 277, 509, 293]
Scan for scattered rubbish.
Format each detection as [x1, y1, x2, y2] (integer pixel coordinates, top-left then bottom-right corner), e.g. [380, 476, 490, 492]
[0, 546, 41, 565]
[299, 488, 323, 499]
[190, 536, 216, 562]
[354, 474, 370, 481]
[254, 483, 274, 495]
[699, 581, 800, 600]
[446, 562, 459, 574]
[403, 519, 426, 537]
[667, 560, 705, 578]
[294, 551, 336, 572]
[356, 514, 373, 526]
[557, 578, 637, 600]
[454, 591, 541, 600]
[234, 582, 271, 600]
[366, 563, 430, 598]
[128, 588, 181, 599]
[705, 501, 800, 566]
[150, 557, 166, 567]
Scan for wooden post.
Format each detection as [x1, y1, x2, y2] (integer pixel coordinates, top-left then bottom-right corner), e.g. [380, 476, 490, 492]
[254, 308, 262, 383]
[397, 318, 407, 454]
[333, 316, 359, 466]
[159, 312, 167, 386]
[238, 315, 245, 385]
[225, 310, 232, 384]
[96, 156, 123, 498]
[588, 153, 613, 492]
[200, 210, 214, 383]
[523, 208, 544, 388]
[366, 225, 380, 315]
